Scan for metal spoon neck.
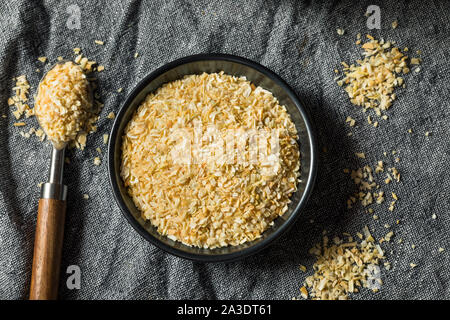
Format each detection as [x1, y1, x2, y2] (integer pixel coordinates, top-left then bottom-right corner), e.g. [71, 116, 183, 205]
[40, 145, 68, 200]
[49, 146, 65, 184]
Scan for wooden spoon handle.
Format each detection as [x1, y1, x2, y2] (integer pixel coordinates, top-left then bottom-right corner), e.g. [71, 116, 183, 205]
[29, 198, 66, 300]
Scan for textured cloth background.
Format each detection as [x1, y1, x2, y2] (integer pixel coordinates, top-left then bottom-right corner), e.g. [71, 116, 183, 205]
[1, 0, 449, 300]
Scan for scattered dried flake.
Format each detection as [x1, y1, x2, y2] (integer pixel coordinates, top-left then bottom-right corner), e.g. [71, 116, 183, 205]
[375, 161, 384, 173]
[121, 72, 300, 249]
[385, 231, 394, 242]
[94, 40, 104, 45]
[303, 230, 385, 300]
[336, 36, 414, 120]
[410, 263, 417, 269]
[391, 20, 398, 29]
[107, 112, 115, 119]
[93, 157, 101, 166]
[13, 122, 26, 127]
[37, 182, 44, 188]
[345, 116, 356, 127]
[73, 47, 81, 55]
[35, 128, 44, 137]
[117, 87, 123, 93]
[300, 286, 308, 299]
[134, 52, 139, 58]
[355, 152, 366, 159]
[375, 191, 385, 204]
[425, 131, 430, 136]
[57, 56, 64, 61]
[83, 194, 90, 199]
[74, 54, 82, 64]
[77, 133, 87, 148]
[97, 65, 105, 72]
[103, 134, 109, 145]
[438, 248, 445, 253]
[79, 57, 88, 69]
[389, 167, 401, 182]
[347, 165, 384, 209]
[336, 28, 345, 36]
[410, 58, 421, 65]
[38, 56, 47, 63]
[384, 174, 392, 184]
[299, 264, 307, 272]
[19, 131, 30, 138]
[8, 75, 32, 120]
[388, 201, 396, 212]
[347, 157, 401, 212]
[83, 60, 95, 72]
[432, 214, 437, 219]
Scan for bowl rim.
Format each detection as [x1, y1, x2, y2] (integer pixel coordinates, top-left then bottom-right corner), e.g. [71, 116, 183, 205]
[108, 53, 318, 262]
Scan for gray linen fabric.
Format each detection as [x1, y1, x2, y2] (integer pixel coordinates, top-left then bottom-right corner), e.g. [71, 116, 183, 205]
[1, 0, 449, 300]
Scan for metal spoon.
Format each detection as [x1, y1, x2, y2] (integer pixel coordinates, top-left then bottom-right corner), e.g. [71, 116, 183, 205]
[29, 61, 91, 300]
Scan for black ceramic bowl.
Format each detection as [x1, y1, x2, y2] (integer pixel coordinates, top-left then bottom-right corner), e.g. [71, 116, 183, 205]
[108, 54, 317, 262]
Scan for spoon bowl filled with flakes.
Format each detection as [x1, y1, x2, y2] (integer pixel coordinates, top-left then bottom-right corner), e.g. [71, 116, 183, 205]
[108, 54, 317, 262]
